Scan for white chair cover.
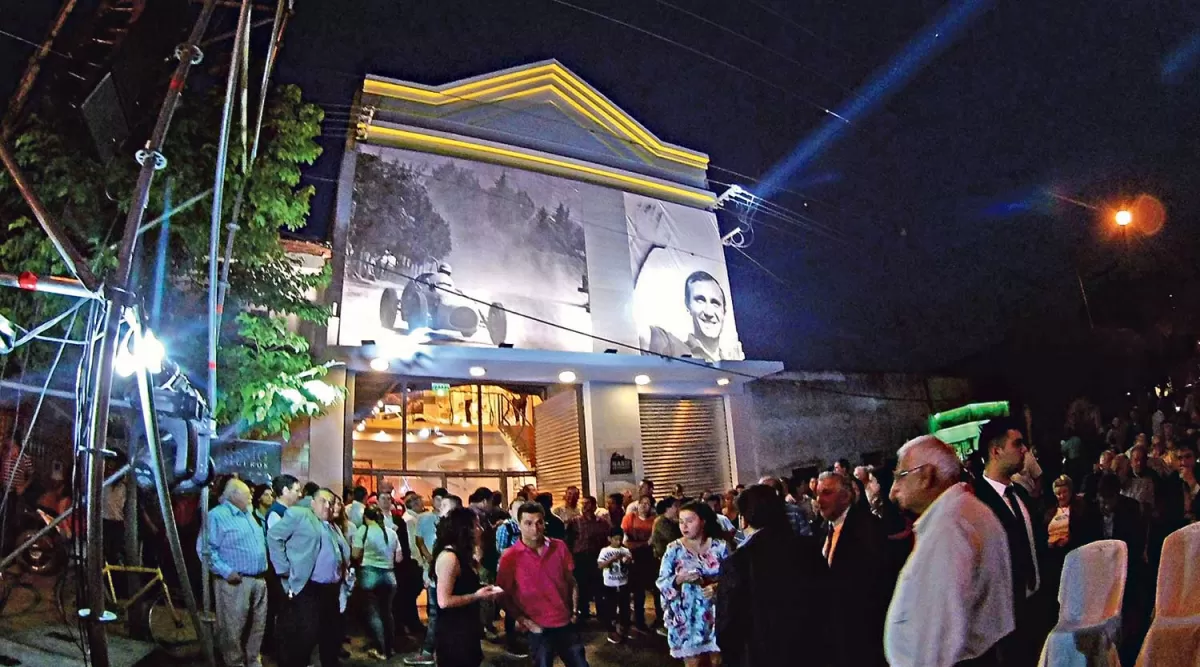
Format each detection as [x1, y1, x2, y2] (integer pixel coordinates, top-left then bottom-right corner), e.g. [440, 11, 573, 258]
[1136, 522, 1200, 667]
[1038, 539, 1127, 667]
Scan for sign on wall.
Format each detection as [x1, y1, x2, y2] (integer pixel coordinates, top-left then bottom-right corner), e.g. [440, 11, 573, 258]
[625, 193, 744, 361]
[608, 447, 635, 476]
[343, 145, 596, 351]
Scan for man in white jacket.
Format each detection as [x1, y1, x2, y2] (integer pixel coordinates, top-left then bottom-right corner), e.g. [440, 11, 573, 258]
[885, 436, 1014, 667]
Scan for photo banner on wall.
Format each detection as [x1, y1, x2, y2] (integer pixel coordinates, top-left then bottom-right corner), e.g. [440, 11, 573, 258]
[342, 146, 595, 351]
[625, 193, 744, 362]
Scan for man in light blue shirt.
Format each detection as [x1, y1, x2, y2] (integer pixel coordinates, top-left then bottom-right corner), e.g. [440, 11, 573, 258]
[200, 478, 269, 667]
[268, 488, 349, 667]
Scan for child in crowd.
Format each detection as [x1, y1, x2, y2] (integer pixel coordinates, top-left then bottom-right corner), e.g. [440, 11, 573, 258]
[598, 526, 634, 644]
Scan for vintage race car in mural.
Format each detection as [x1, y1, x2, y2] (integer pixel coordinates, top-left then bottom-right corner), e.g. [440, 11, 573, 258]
[378, 264, 509, 346]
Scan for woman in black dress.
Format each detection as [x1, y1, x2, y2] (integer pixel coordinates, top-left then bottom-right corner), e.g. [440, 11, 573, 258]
[431, 507, 504, 667]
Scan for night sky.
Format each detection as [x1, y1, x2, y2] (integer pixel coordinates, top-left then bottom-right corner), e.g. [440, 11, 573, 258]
[5, 1, 1200, 373]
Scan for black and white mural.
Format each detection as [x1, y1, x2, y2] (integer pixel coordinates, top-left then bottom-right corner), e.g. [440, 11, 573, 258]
[342, 146, 594, 351]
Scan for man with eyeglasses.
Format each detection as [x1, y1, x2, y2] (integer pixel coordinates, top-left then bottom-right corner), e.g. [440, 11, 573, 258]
[885, 436, 1013, 667]
[972, 417, 1048, 666]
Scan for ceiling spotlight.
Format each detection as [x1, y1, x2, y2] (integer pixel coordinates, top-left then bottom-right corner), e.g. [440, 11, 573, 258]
[634, 374, 650, 386]
[1115, 209, 1132, 226]
[716, 377, 730, 386]
[370, 357, 389, 371]
[558, 370, 577, 383]
[469, 366, 486, 377]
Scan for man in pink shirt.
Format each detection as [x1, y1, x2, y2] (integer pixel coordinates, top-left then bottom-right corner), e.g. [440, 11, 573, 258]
[497, 502, 590, 667]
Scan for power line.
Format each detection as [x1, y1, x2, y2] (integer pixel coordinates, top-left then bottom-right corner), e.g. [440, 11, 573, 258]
[306, 67, 850, 217]
[311, 116, 851, 247]
[359, 256, 762, 380]
[355, 256, 932, 402]
[544, 0, 848, 123]
[730, 244, 792, 287]
[312, 119, 854, 251]
[0, 27, 74, 59]
[652, 0, 863, 101]
[743, 0, 856, 62]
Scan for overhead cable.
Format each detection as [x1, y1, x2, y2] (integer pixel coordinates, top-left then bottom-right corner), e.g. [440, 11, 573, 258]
[543, 0, 848, 122]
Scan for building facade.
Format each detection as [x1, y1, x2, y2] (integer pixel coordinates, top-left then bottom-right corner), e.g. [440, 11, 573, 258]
[297, 61, 781, 502]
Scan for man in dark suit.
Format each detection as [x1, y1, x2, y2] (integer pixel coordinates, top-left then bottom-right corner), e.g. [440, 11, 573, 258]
[973, 417, 1049, 666]
[814, 471, 895, 667]
[717, 484, 828, 667]
[1083, 472, 1150, 666]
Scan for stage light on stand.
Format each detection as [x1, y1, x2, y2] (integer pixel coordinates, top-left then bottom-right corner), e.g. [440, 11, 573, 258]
[140, 329, 165, 374]
[116, 326, 167, 378]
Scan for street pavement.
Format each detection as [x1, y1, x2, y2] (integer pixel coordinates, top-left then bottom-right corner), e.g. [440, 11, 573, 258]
[0, 567, 678, 667]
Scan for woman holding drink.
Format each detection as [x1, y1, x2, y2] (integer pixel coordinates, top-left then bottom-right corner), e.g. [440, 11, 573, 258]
[656, 501, 731, 666]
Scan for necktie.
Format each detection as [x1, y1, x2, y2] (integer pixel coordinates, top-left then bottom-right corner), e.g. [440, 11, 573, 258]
[1004, 486, 1035, 592]
[823, 521, 835, 565]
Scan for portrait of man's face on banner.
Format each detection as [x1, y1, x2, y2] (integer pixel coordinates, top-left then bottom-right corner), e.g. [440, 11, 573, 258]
[625, 193, 744, 362]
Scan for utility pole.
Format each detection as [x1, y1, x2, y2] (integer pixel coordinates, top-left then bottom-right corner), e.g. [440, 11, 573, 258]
[1, 0, 78, 138]
[0, 2, 221, 666]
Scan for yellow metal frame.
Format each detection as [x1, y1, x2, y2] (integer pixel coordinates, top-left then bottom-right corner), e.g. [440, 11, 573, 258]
[362, 62, 709, 170]
[362, 125, 717, 208]
[102, 563, 183, 626]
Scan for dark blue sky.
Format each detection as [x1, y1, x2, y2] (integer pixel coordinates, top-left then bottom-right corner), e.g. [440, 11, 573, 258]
[6, 0, 1199, 372]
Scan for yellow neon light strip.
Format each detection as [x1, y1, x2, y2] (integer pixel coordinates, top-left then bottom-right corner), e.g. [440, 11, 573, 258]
[490, 85, 656, 164]
[365, 125, 716, 207]
[363, 64, 708, 168]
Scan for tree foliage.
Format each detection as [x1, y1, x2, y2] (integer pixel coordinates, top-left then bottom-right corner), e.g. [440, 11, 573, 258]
[349, 154, 452, 275]
[0, 84, 339, 437]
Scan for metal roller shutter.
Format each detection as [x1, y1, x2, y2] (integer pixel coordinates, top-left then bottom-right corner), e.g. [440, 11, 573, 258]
[532, 389, 584, 501]
[639, 396, 731, 499]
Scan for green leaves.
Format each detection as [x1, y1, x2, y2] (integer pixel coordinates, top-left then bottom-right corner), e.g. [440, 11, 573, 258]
[0, 84, 338, 436]
[218, 312, 343, 439]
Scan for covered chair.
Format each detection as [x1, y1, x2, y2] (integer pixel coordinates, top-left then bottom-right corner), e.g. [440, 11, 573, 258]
[1038, 539, 1127, 667]
[1136, 522, 1200, 667]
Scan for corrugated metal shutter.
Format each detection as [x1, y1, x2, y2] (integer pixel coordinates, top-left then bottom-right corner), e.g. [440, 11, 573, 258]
[639, 396, 730, 498]
[533, 389, 583, 501]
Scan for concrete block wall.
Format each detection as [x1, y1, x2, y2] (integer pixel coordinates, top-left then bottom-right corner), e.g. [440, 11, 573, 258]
[729, 372, 971, 483]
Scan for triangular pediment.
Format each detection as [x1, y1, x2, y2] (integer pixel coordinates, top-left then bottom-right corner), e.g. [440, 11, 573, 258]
[361, 61, 708, 171]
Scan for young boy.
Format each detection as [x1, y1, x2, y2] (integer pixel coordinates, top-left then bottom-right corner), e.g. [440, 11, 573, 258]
[597, 525, 634, 644]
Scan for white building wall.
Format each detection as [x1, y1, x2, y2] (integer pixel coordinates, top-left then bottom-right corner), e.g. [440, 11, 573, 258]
[307, 367, 348, 491]
[581, 381, 643, 497]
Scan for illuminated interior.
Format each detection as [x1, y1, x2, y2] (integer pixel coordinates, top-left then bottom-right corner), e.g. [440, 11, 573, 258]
[352, 382, 541, 495]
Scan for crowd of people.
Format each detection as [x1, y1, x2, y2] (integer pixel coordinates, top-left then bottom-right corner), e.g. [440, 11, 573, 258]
[182, 394, 1199, 667]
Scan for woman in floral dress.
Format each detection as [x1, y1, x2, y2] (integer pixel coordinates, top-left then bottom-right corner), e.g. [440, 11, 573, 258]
[656, 500, 732, 666]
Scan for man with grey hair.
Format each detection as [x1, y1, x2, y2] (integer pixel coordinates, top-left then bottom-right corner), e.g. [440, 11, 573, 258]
[201, 477, 269, 667]
[268, 487, 349, 667]
[815, 471, 893, 667]
[885, 436, 1014, 667]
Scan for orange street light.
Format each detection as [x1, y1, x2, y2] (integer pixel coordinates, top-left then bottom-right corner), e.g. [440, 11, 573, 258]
[1115, 209, 1133, 226]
